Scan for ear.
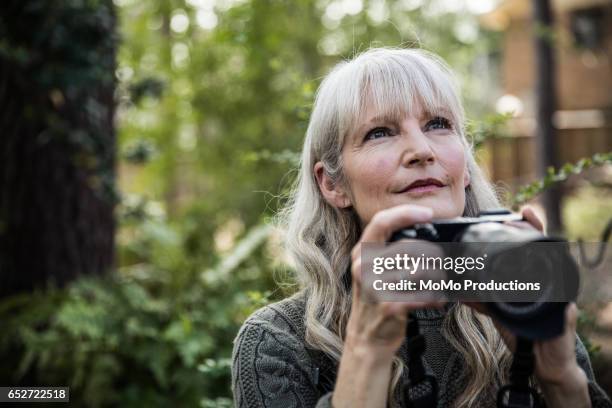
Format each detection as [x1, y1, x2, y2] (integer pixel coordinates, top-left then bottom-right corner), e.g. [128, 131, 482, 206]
[314, 161, 351, 209]
[463, 168, 471, 188]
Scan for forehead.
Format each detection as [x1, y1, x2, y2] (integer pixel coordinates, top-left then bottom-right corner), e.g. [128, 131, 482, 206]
[333, 50, 463, 144]
[346, 88, 453, 140]
[358, 96, 442, 120]
[361, 94, 453, 119]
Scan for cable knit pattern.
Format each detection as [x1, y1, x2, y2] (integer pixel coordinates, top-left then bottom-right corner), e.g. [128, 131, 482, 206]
[231, 290, 612, 407]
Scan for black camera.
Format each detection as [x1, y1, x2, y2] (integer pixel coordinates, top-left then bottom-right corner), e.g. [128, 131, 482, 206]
[390, 209, 579, 340]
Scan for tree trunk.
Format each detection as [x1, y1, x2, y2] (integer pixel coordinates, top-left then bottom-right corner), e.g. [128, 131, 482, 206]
[0, 1, 117, 297]
[532, 0, 563, 234]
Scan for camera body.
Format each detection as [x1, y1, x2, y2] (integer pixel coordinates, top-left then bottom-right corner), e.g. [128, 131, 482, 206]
[389, 209, 579, 340]
[391, 209, 531, 242]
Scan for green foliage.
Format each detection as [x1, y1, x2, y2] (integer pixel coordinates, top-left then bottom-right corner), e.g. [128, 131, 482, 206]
[564, 184, 612, 241]
[511, 152, 612, 209]
[128, 77, 166, 105]
[123, 139, 158, 164]
[2, 0, 609, 405]
[465, 112, 513, 149]
[0, 0, 116, 86]
[0, 209, 283, 406]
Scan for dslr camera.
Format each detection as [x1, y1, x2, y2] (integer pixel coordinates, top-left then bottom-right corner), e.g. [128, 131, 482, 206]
[390, 209, 579, 340]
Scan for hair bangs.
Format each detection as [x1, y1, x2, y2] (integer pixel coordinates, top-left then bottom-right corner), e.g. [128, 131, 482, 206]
[336, 49, 464, 144]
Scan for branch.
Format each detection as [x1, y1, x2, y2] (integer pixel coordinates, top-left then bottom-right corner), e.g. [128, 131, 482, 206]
[511, 152, 612, 209]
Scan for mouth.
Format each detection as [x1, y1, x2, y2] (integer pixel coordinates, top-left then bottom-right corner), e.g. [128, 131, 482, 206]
[397, 178, 446, 195]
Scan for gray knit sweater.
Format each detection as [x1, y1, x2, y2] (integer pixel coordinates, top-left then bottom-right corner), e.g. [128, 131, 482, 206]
[231, 291, 612, 407]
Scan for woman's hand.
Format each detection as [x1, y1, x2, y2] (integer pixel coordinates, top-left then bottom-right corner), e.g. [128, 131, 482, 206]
[466, 206, 591, 408]
[332, 204, 444, 408]
[345, 204, 444, 355]
[471, 302, 590, 407]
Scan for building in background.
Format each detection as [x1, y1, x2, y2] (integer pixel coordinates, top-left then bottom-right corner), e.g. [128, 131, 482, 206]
[480, 0, 612, 188]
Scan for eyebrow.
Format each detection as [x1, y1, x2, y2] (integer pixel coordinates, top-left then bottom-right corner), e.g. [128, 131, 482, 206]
[355, 113, 396, 133]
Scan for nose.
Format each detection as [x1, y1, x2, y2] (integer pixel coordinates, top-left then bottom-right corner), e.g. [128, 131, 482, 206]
[400, 126, 435, 167]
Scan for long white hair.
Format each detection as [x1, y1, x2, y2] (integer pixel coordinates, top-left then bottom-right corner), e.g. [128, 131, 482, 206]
[276, 47, 512, 407]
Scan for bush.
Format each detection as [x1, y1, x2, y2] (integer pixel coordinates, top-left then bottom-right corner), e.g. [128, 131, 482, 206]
[0, 213, 284, 407]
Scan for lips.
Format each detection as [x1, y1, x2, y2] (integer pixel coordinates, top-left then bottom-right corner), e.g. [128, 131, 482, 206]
[398, 178, 446, 194]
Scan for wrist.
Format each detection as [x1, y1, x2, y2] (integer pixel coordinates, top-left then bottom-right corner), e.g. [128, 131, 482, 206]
[333, 333, 396, 408]
[344, 332, 396, 368]
[539, 365, 590, 408]
[538, 364, 586, 390]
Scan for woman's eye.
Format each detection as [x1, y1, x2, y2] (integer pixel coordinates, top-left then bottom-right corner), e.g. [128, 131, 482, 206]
[364, 127, 393, 141]
[425, 117, 452, 131]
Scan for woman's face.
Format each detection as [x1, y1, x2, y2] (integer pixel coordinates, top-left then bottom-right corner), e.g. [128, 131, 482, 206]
[329, 100, 469, 224]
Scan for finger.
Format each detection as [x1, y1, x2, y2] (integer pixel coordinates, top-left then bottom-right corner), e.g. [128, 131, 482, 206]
[351, 241, 362, 262]
[361, 240, 445, 304]
[504, 220, 536, 231]
[351, 255, 362, 285]
[350, 269, 364, 308]
[521, 206, 544, 233]
[566, 302, 578, 332]
[360, 204, 433, 243]
[350, 242, 365, 290]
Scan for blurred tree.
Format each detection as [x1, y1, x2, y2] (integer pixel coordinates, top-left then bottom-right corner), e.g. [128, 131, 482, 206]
[0, 0, 118, 297]
[532, 0, 563, 234]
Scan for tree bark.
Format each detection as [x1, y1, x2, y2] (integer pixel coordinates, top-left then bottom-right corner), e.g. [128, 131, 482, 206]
[532, 0, 563, 234]
[0, 1, 117, 297]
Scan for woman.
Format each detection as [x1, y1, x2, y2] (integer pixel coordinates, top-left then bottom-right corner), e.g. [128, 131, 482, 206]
[231, 47, 611, 407]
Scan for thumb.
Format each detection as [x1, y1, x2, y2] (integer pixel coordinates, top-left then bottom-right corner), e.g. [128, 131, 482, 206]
[566, 302, 578, 333]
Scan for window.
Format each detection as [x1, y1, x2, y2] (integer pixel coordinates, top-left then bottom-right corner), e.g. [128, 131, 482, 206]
[570, 7, 605, 50]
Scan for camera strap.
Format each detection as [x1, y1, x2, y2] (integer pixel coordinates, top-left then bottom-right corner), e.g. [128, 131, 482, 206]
[403, 313, 438, 408]
[497, 337, 544, 408]
[403, 326, 544, 408]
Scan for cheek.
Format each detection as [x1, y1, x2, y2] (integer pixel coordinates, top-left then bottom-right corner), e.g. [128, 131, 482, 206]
[374, 156, 395, 177]
[345, 152, 396, 222]
[437, 141, 466, 182]
[354, 155, 394, 190]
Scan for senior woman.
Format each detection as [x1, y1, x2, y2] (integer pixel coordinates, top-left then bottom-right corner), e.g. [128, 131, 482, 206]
[231, 48, 611, 407]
